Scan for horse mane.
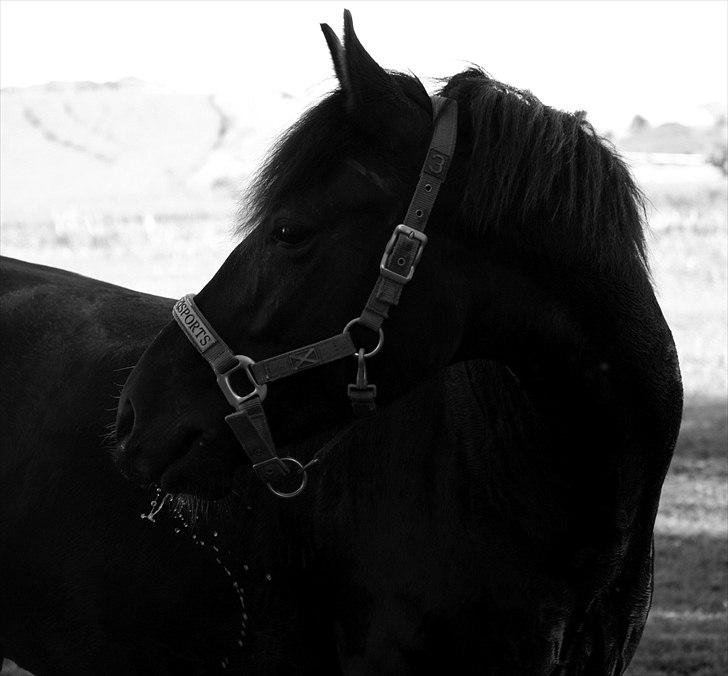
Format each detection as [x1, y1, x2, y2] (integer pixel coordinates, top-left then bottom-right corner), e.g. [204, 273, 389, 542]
[439, 68, 648, 274]
[240, 66, 648, 277]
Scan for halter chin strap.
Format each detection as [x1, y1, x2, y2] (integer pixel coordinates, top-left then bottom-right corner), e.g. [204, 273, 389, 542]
[172, 95, 458, 497]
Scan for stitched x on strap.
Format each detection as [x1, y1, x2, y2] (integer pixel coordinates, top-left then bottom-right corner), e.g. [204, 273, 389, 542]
[250, 333, 355, 385]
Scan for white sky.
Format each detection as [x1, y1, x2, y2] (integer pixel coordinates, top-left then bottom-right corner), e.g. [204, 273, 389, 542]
[1, 0, 726, 133]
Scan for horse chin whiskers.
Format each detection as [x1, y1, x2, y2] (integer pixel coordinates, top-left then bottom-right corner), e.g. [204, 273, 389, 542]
[102, 380, 128, 454]
[100, 421, 119, 447]
[141, 485, 242, 533]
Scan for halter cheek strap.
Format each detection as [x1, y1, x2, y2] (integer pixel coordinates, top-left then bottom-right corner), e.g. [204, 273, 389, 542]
[172, 95, 458, 498]
[359, 95, 455, 333]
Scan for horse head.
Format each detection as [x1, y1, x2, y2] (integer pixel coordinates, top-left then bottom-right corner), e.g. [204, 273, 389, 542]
[116, 7, 679, 516]
[116, 12, 476, 495]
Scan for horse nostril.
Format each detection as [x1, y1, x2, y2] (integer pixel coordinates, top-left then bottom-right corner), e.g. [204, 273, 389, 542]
[116, 395, 136, 441]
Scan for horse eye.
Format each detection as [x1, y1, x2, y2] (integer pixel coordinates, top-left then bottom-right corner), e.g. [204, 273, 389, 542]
[271, 223, 312, 247]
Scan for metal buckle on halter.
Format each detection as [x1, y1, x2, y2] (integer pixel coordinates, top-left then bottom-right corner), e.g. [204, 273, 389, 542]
[379, 224, 428, 284]
[216, 355, 268, 407]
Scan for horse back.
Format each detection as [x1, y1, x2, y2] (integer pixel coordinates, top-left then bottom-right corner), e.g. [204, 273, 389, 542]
[0, 257, 243, 674]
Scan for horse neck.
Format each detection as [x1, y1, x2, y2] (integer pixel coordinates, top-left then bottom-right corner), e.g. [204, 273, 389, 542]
[455, 242, 683, 532]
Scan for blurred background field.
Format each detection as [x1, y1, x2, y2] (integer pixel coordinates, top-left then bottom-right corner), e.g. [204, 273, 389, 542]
[626, 170, 727, 675]
[1, 2, 726, 671]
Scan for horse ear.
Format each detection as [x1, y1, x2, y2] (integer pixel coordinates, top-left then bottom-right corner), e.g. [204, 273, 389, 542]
[320, 22, 348, 90]
[321, 10, 397, 110]
[340, 9, 399, 109]
[322, 10, 429, 148]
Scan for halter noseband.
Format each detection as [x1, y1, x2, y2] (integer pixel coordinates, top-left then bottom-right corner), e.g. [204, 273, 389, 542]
[172, 95, 458, 498]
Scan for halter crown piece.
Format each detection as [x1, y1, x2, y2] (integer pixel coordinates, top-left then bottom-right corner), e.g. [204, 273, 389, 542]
[172, 96, 458, 498]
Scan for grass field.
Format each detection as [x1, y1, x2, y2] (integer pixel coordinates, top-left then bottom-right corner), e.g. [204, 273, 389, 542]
[625, 172, 727, 675]
[1, 158, 726, 673]
[630, 395, 727, 675]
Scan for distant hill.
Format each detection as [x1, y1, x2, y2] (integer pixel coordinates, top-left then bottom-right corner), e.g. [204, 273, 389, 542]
[2, 79, 726, 225]
[617, 119, 727, 155]
[0, 79, 301, 223]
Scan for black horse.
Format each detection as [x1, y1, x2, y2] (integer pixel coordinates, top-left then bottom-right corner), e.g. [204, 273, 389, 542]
[0, 260, 675, 675]
[0, 260, 253, 674]
[2, 11, 681, 675]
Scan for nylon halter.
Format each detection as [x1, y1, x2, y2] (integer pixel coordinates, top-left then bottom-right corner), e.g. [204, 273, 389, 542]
[172, 95, 458, 498]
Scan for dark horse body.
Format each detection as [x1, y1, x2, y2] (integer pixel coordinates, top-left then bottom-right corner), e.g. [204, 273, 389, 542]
[1, 11, 682, 675]
[1, 257, 675, 674]
[0, 260, 245, 674]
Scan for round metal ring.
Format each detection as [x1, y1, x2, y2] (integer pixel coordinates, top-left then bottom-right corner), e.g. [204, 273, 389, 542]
[266, 457, 308, 499]
[342, 318, 384, 358]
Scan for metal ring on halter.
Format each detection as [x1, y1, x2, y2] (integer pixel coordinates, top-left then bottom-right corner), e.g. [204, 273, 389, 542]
[216, 354, 268, 407]
[342, 318, 384, 358]
[266, 457, 308, 498]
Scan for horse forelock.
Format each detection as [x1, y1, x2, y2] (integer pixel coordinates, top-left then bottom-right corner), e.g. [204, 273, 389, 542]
[236, 68, 431, 240]
[237, 93, 355, 238]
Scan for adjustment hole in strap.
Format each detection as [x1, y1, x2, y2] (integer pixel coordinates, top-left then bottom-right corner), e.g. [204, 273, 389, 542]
[343, 318, 384, 358]
[415, 209, 423, 218]
[424, 184, 432, 192]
